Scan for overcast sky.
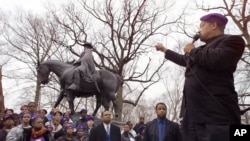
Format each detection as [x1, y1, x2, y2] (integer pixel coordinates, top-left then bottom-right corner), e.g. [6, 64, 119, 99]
[0, 0, 233, 112]
[0, 0, 185, 109]
[0, 0, 61, 11]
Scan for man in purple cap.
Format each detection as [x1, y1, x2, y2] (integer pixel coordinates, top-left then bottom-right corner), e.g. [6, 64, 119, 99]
[68, 42, 96, 91]
[75, 125, 89, 141]
[75, 109, 88, 129]
[155, 13, 245, 141]
[56, 124, 75, 141]
[85, 115, 95, 138]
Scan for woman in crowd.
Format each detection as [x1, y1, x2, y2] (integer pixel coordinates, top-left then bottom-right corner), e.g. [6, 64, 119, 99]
[22, 116, 52, 141]
[56, 124, 77, 141]
[74, 125, 88, 141]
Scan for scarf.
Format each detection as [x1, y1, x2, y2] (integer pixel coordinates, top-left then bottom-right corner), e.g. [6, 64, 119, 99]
[31, 127, 47, 138]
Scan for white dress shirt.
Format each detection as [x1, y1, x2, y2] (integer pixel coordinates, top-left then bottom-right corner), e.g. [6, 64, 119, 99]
[103, 123, 110, 134]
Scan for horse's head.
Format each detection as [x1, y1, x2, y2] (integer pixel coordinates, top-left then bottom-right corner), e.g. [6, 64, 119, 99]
[37, 64, 50, 84]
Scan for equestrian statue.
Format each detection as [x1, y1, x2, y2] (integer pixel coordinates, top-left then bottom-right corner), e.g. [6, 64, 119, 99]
[37, 43, 122, 117]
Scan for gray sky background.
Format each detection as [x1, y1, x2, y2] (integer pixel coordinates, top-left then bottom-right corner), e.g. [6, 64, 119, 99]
[0, 0, 237, 112]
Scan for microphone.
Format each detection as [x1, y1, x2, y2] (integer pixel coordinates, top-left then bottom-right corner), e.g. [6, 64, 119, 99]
[184, 33, 200, 56]
[192, 33, 200, 43]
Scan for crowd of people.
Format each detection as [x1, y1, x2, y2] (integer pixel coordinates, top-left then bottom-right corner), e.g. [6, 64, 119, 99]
[0, 101, 150, 141]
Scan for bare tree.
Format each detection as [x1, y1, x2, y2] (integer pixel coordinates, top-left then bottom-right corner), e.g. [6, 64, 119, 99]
[238, 86, 250, 124]
[0, 66, 5, 117]
[161, 67, 184, 122]
[122, 103, 135, 122]
[77, 0, 183, 120]
[122, 97, 155, 124]
[42, 0, 184, 120]
[1, 11, 63, 108]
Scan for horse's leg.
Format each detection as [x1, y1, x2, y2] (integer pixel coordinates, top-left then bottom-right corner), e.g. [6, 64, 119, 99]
[66, 91, 76, 115]
[92, 96, 101, 117]
[109, 93, 119, 118]
[101, 91, 117, 118]
[102, 96, 110, 111]
[54, 90, 65, 108]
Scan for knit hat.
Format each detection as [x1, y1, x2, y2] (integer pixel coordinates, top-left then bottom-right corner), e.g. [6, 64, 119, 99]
[63, 124, 74, 132]
[80, 109, 87, 114]
[86, 115, 94, 121]
[3, 115, 15, 122]
[60, 117, 69, 125]
[76, 125, 85, 131]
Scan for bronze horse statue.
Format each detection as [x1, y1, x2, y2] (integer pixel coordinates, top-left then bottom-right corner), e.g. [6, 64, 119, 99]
[37, 60, 122, 117]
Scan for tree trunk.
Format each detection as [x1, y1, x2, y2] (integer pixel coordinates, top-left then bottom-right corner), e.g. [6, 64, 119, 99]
[0, 66, 5, 117]
[116, 86, 123, 121]
[34, 75, 42, 109]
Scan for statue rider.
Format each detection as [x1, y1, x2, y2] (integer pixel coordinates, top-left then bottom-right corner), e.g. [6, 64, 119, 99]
[68, 43, 96, 91]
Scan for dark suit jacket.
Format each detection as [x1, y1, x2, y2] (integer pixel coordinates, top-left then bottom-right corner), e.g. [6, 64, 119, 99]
[165, 35, 245, 124]
[143, 118, 182, 141]
[88, 122, 121, 141]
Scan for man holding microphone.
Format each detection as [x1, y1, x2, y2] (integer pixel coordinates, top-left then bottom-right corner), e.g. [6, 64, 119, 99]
[155, 13, 245, 141]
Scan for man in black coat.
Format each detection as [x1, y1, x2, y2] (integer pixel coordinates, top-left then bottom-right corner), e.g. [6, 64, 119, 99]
[133, 117, 145, 134]
[155, 13, 245, 141]
[143, 103, 182, 141]
[88, 111, 121, 141]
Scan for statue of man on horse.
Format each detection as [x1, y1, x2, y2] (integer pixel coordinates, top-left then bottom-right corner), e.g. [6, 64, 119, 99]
[37, 42, 122, 117]
[68, 43, 98, 92]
